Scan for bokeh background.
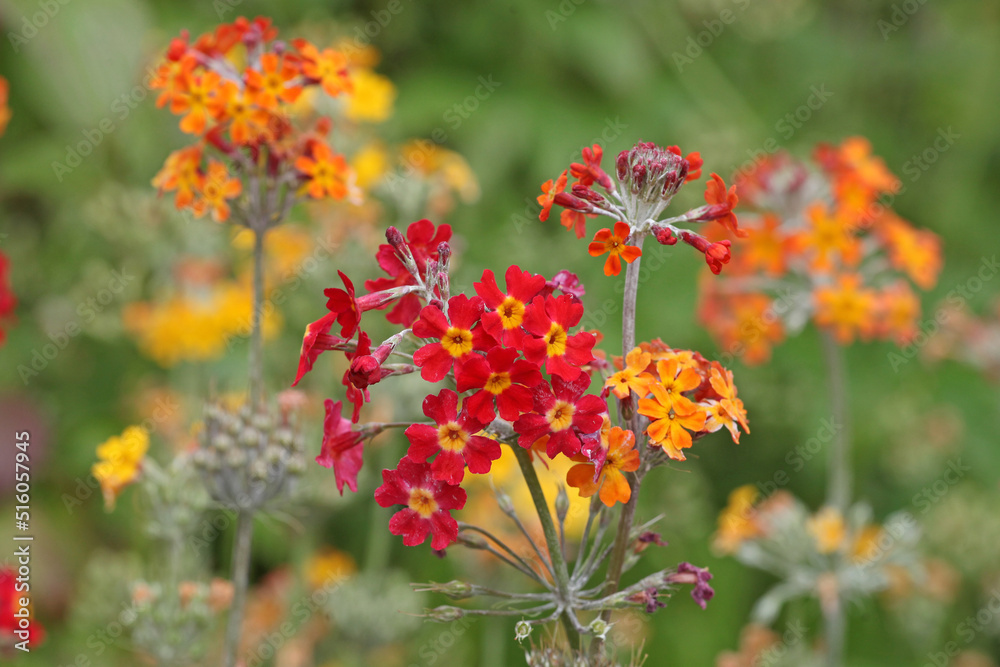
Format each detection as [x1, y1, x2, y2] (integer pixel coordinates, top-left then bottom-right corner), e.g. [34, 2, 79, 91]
[2, 0, 999, 665]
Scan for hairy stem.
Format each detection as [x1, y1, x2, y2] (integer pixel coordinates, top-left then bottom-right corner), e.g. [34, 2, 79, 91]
[249, 226, 266, 410]
[512, 446, 581, 650]
[592, 235, 646, 657]
[222, 510, 254, 667]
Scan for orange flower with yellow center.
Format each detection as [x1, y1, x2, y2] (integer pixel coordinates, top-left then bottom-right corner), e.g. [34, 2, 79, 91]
[588, 221, 642, 276]
[408, 487, 439, 519]
[296, 40, 352, 98]
[171, 68, 222, 135]
[638, 385, 707, 461]
[567, 426, 640, 507]
[296, 143, 349, 200]
[814, 273, 877, 343]
[193, 161, 242, 223]
[246, 53, 303, 110]
[652, 356, 702, 412]
[605, 347, 654, 400]
[798, 203, 860, 271]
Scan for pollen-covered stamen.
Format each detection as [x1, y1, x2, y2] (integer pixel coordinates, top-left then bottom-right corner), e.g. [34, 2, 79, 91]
[497, 296, 525, 329]
[483, 372, 512, 395]
[546, 400, 576, 432]
[437, 422, 470, 452]
[545, 323, 568, 357]
[408, 487, 439, 518]
[440, 326, 474, 357]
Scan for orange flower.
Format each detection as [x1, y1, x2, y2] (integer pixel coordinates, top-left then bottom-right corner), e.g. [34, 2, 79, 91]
[714, 485, 762, 553]
[742, 214, 789, 276]
[605, 347, 654, 399]
[560, 209, 592, 239]
[219, 81, 271, 144]
[537, 170, 567, 222]
[874, 281, 920, 345]
[170, 65, 222, 135]
[814, 273, 877, 343]
[566, 425, 639, 507]
[649, 355, 702, 413]
[796, 203, 860, 272]
[0, 76, 10, 137]
[296, 143, 349, 199]
[246, 53, 303, 110]
[588, 222, 642, 276]
[153, 145, 204, 210]
[807, 506, 846, 554]
[192, 161, 242, 222]
[706, 365, 749, 442]
[639, 398, 706, 461]
[704, 173, 746, 237]
[878, 214, 942, 290]
[296, 40, 352, 98]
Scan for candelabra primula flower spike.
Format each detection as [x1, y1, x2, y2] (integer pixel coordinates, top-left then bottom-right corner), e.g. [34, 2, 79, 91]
[539, 141, 744, 276]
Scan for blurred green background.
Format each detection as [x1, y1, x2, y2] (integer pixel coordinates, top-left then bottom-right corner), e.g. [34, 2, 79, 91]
[2, 0, 999, 664]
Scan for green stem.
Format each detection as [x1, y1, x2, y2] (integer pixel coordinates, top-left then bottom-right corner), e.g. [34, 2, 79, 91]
[823, 593, 846, 667]
[249, 226, 266, 410]
[512, 446, 581, 650]
[222, 510, 254, 667]
[821, 331, 851, 513]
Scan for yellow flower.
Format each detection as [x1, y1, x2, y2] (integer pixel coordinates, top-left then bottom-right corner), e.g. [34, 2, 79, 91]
[850, 524, 883, 563]
[345, 68, 395, 123]
[714, 485, 762, 554]
[351, 142, 390, 190]
[807, 506, 846, 554]
[305, 548, 357, 590]
[92, 426, 149, 509]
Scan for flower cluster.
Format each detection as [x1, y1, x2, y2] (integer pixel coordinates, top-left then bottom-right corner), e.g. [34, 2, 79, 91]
[714, 487, 922, 624]
[698, 137, 942, 363]
[150, 17, 363, 223]
[538, 141, 744, 276]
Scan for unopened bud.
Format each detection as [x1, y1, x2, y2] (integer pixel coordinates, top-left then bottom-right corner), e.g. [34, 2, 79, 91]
[427, 605, 465, 622]
[588, 618, 612, 640]
[435, 580, 475, 599]
[555, 485, 569, 524]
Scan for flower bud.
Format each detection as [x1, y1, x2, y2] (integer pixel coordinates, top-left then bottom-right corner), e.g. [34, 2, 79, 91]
[427, 605, 465, 622]
[515, 619, 532, 642]
[588, 618, 612, 640]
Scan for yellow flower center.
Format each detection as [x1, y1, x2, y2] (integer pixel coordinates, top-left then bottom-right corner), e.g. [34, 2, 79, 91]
[484, 372, 512, 395]
[408, 488, 439, 518]
[441, 327, 474, 357]
[497, 296, 525, 329]
[437, 422, 469, 452]
[546, 400, 575, 432]
[545, 323, 567, 357]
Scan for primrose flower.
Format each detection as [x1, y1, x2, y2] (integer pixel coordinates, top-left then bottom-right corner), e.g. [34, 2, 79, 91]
[567, 425, 639, 507]
[375, 457, 467, 550]
[412, 294, 495, 382]
[521, 294, 596, 382]
[588, 222, 642, 276]
[317, 399, 366, 494]
[92, 426, 150, 509]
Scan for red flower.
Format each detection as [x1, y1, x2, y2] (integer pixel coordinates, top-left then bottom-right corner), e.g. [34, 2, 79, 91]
[570, 144, 613, 190]
[666, 146, 703, 182]
[678, 230, 732, 275]
[346, 330, 397, 390]
[0, 567, 44, 648]
[404, 389, 502, 484]
[365, 219, 452, 326]
[292, 312, 351, 386]
[474, 265, 546, 347]
[588, 221, 643, 276]
[412, 294, 493, 382]
[375, 457, 467, 550]
[316, 399, 365, 494]
[512, 373, 606, 458]
[704, 173, 746, 238]
[522, 295, 596, 381]
[323, 270, 363, 338]
[537, 170, 568, 222]
[456, 346, 544, 422]
[560, 209, 591, 239]
[0, 251, 16, 347]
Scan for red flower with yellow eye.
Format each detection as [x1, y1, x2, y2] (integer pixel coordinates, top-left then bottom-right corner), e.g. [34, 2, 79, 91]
[375, 457, 466, 550]
[537, 170, 568, 222]
[588, 221, 642, 276]
[317, 399, 365, 494]
[567, 425, 639, 507]
[412, 294, 494, 382]
[456, 346, 544, 422]
[404, 389, 502, 485]
[522, 294, 596, 381]
[245, 52, 302, 110]
[512, 373, 606, 458]
[474, 265, 546, 347]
